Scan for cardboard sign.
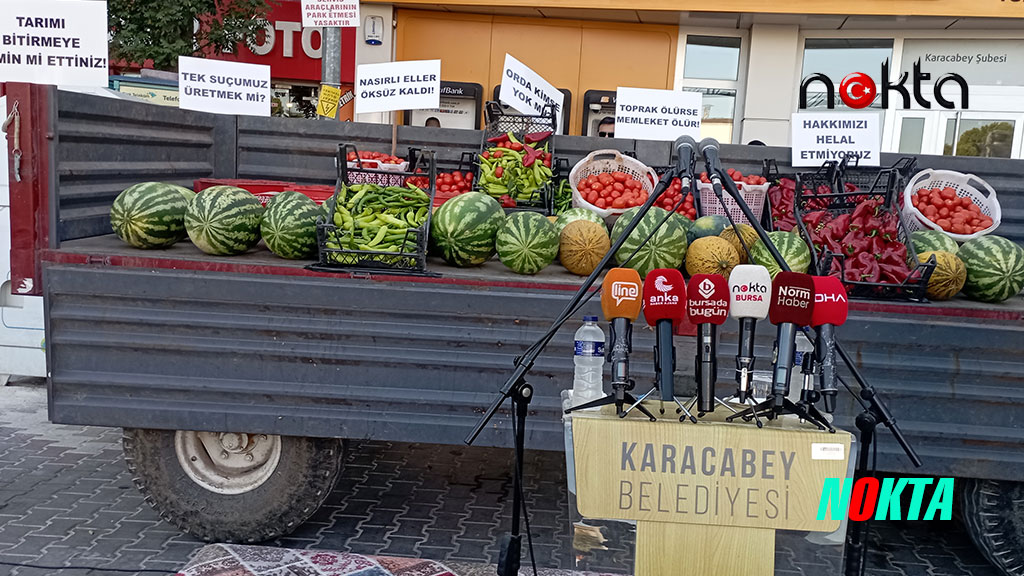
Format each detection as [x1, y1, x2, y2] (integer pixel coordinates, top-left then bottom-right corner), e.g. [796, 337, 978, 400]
[0, 1, 108, 86]
[615, 87, 702, 141]
[498, 54, 565, 133]
[317, 84, 342, 118]
[178, 57, 271, 117]
[355, 60, 440, 115]
[301, 0, 359, 27]
[791, 112, 880, 167]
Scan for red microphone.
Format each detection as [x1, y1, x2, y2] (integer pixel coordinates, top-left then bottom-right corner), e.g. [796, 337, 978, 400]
[686, 274, 729, 414]
[768, 272, 815, 409]
[812, 276, 849, 413]
[643, 269, 687, 411]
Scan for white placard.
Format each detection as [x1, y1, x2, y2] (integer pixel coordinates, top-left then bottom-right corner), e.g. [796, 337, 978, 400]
[791, 112, 881, 167]
[301, 0, 359, 27]
[614, 87, 702, 141]
[811, 443, 846, 461]
[0, 0, 108, 86]
[355, 60, 440, 115]
[178, 57, 271, 117]
[498, 54, 565, 134]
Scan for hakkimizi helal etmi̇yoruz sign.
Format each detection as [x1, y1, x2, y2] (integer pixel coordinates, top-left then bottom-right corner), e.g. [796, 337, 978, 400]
[791, 112, 880, 167]
[0, 1, 108, 86]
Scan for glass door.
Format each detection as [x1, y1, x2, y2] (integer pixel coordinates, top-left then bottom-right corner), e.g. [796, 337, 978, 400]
[939, 112, 1023, 159]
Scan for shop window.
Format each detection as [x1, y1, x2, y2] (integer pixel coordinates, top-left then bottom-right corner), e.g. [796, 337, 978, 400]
[898, 118, 926, 155]
[944, 118, 1015, 158]
[801, 39, 893, 110]
[684, 87, 736, 143]
[684, 36, 741, 82]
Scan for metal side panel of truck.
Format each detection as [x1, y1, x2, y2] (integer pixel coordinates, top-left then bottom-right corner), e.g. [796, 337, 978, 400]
[6, 86, 1024, 568]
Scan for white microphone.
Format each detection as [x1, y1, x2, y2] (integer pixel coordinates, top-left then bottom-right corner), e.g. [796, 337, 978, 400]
[728, 265, 772, 402]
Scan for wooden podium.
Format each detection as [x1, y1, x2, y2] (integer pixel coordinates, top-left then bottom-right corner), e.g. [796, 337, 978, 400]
[572, 406, 852, 576]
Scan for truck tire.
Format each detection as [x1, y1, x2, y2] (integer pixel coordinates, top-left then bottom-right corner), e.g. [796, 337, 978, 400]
[961, 478, 1024, 576]
[123, 428, 342, 542]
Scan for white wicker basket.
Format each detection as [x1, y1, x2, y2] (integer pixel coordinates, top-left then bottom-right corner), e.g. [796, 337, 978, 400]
[569, 150, 659, 219]
[697, 181, 769, 226]
[902, 169, 1001, 242]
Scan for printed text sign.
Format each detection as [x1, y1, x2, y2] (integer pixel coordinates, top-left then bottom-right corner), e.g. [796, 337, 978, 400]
[178, 57, 271, 117]
[355, 60, 441, 115]
[0, 1, 108, 86]
[301, 1, 359, 27]
[498, 54, 565, 133]
[791, 112, 880, 167]
[615, 87, 703, 141]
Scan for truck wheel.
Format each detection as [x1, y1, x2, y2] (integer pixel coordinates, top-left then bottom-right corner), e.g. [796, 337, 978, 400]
[961, 478, 1024, 576]
[123, 428, 342, 542]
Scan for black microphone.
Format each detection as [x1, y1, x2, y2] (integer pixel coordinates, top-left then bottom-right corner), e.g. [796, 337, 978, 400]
[686, 274, 729, 414]
[812, 276, 849, 413]
[601, 268, 644, 414]
[699, 137, 725, 199]
[674, 135, 698, 177]
[728, 265, 772, 402]
[768, 272, 815, 409]
[643, 269, 687, 403]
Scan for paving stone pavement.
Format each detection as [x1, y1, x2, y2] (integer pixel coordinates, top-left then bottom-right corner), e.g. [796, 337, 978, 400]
[0, 383, 1003, 576]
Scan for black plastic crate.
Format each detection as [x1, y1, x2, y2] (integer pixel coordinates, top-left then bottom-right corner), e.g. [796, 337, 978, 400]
[836, 155, 918, 206]
[475, 101, 557, 214]
[793, 169, 935, 301]
[762, 159, 840, 232]
[312, 145, 436, 274]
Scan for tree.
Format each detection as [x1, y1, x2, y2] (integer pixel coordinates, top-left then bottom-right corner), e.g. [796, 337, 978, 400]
[945, 122, 1014, 158]
[109, 0, 278, 71]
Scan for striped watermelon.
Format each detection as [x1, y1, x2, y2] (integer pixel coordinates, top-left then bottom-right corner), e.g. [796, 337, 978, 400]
[261, 191, 320, 259]
[749, 230, 811, 278]
[110, 182, 191, 249]
[496, 212, 559, 275]
[554, 207, 605, 234]
[910, 230, 959, 255]
[430, 192, 505, 267]
[957, 235, 1024, 303]
[610, 206, 689, 277]
[185, 185, 265, 255]
[687, 215, 730, 244]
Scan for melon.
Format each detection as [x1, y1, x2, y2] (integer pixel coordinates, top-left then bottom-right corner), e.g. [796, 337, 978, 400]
[185, 185, 265, 255]
[686, 236, 741, 279]
[610, 206, 689, 277]
[911, 230, 959, 255]
[957, 235, 1024, 303]
[430, 192, 505, 267]
[496, 211, 559, 275]
[555, 207, 605, 234]
[110, 182, 192, 249]
[261, 191, 320, 259]
[687, 215, 730, 244]
[560, 220, 610, 276]
[917, 250, 966, 301]
[719, 223, 759, 264]
[748, 231, 812, 278]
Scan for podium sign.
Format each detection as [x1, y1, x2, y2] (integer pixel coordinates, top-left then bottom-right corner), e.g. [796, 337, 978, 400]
[573, 409, 852, 576]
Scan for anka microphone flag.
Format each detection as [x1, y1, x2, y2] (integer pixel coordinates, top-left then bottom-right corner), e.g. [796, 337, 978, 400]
[643, 268, 686, 325]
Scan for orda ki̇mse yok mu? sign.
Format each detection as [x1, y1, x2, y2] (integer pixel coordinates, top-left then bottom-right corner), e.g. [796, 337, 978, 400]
[499, 54, 565, 134]
[355, 60, 441, 115]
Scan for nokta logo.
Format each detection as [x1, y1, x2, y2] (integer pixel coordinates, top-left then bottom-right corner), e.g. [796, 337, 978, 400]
[800, 59, 968, 110]
[817, 477, 954, 521]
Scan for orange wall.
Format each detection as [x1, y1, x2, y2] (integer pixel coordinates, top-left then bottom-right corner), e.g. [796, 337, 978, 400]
[396, 10, 678, 134]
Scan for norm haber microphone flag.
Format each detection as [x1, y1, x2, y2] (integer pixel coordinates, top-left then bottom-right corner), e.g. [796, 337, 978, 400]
[728, 265, 772, 403]
[812, 275, 849, 413]
[643, 269, 686, 403]
[601, 268, 643, 412]
[768, 272, 816, 408]
[686, 274, 729, 414]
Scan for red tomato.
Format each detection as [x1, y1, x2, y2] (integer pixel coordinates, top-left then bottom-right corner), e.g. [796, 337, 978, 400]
[612, 172, 627, 182]
[596, 198, 608, 208]
[592, 182, 604, 192]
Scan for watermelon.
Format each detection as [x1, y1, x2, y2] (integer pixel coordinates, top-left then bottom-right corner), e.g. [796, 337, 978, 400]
[610, 206, 689, 277]
[430, 192, 505, 267]
[555, 207, 605, 234]
[261, 191, 320, 259]
[687, 215, 730, 244]
[911, 230, 959, 255]
[185, 185, 265, 255]
[749, 231, 811, 278]
[176, 185, 197, 203]
[110, 182, 191, 249]
[957, 235, 1024, 303]
[496, 212, 559, 274]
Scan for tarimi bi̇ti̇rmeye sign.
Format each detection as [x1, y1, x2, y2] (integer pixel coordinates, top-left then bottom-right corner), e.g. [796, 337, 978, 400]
[0, 1, 109, 86]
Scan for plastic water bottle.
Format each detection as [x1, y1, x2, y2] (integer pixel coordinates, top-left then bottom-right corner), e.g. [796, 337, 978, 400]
[790, 331, 816, 402]
[571, 316, 606, 409]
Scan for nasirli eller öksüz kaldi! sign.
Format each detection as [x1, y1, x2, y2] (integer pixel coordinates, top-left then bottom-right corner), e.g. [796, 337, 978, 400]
[0, 0, 109, 86]
[614, 87, 703, 141]
[355, 60, 441, 115]
[178, 57, 272, 117]
[790, 112, 881, 167]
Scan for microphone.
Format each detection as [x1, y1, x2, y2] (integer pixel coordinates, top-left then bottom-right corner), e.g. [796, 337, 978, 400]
[643, 269, 687, 405]
[768, 272, 815, 410]
[699, 138, 725, 199]
[601, 268, 643, 415]
[728, 265, 772, 403]
[812, 276, 849, 413]
[686, 274, 729, 414]
[674, 135, 698, 177]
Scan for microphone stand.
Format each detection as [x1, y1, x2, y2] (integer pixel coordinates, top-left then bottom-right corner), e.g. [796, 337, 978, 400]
[705, 162, 921, 576]
[464, 164, 683, 576]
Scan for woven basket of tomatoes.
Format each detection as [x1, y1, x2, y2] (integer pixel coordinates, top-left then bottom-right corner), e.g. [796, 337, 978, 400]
[344, 148, 409, 172]
[569, 150, 658, 219]
[902, 169, 1001, 242]
[696, 169, 769, 225]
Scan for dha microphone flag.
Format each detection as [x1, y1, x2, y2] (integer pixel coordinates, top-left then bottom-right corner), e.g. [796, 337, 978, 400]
[643, 269, 686, 325]
[602, 268, 643, 321]
[812, 275, 848, 413]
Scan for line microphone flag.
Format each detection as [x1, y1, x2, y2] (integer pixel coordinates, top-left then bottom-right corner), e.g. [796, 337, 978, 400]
[728, 265, 772, 402]
[601, 268, 643, 415]
[768, 271, 815, 408]
[686, 273, 729, 413]
[643, 269, 686, 403]
[812, 275, 849, 413]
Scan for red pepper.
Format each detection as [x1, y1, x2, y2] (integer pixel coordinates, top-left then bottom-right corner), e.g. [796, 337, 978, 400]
[495, 166, 504, 178]
[802, 210, 832, 233]
[879, 262, 909, 284]
[878, 243, 907, 267]
[486, 135, 506, 144]
[522, 144, 544, 167]
[499, 195, 516, 208]
[855, 252, 881, 283]
[524, 131, 552, 144]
